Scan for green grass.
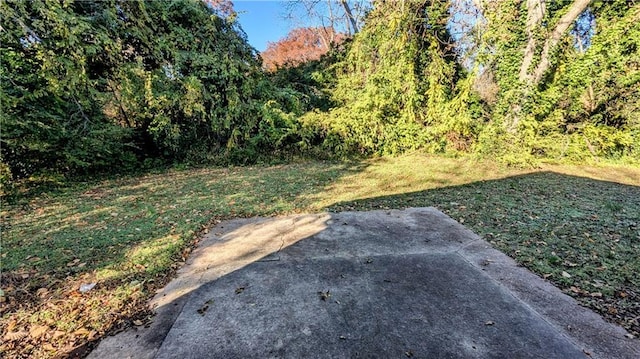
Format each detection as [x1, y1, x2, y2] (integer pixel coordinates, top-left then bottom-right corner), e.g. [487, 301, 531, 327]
[2, 154, 639, 358]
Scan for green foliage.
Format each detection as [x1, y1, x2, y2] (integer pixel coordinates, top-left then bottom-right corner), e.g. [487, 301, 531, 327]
[1, 0, 309, 183]
[0, 0, 136, 179]
[309, 0, 477, 156]
[474, 0, 639, 165]
[2, 0, 638, 186]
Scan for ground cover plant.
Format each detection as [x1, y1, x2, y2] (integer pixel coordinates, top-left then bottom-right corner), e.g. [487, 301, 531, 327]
[1, 154, 639, 358]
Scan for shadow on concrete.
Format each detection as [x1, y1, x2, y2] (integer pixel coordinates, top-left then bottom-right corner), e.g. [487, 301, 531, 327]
[89, 207, 640, 359]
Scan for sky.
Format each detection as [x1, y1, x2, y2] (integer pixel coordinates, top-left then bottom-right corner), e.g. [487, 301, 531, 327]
[233, 1, 291, 52]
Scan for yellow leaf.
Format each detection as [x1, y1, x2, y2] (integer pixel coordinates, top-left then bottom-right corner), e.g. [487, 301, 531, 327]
[73, 327, 90, 337]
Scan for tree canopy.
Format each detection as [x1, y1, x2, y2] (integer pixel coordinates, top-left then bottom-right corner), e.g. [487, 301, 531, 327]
[1, 0, 638, 189]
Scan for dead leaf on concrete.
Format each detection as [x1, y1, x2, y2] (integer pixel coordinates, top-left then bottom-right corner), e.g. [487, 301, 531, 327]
[480, 259, 494, 266]
[318, 290, 331, 301]
[235, 286, 245, 295]
[485, 321, 495, 326]
[197, 299, 213, 315]
[132, 320, 143, 326]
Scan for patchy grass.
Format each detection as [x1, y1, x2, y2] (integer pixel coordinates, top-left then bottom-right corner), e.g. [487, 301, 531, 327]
[1, 154, 639, 358]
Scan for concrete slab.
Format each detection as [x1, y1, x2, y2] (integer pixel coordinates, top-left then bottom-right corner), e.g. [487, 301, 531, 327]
[89, 208, 640, 359]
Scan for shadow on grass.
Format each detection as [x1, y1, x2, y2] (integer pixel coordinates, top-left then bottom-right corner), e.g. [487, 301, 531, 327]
[328, 171, 640, 336]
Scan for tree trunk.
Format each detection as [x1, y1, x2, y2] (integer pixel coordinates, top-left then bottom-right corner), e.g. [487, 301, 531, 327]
[340, 1, 359, 33]
[531, 0, 592, 84]
[509, 0, 592, 132]
[519, 0, 546, 83]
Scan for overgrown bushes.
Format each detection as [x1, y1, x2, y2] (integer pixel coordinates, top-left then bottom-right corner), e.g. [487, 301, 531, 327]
[2, 0, 638, 193]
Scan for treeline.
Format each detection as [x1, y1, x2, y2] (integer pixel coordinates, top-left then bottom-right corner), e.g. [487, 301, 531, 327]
[1, 0, 312, 187]
[299, 0, 639, 164]
[1, 0, 639, 189]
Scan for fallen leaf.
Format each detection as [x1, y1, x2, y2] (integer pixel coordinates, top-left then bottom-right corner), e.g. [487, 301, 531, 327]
[132, 320, 143, 326]
[29, 325, 49, 339]
[36, 287, 49, 298]
[74, 327, 91, 337]
[4, 331, 28, 341]
[405, 351, 414, 358]
[197, 300, 213, 315]
[561, 271, 572, 278]
[339, 335, 346, 340]
[67, 258, 81, 267]
[235, 287, 245, 295]
[625, 333, 635, 339]
[52, 331, 66, 339]
[6, 320, 17, 332]
[318, 290, 331, 301]
[485, 321, 495, 326]
[590, 292, 602, 298]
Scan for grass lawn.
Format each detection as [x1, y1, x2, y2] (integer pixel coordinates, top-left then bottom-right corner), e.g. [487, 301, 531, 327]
[1, 154, 639, 358]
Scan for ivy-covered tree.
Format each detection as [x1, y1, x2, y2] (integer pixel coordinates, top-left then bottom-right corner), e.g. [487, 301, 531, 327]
[473, 0, 639, 163]
[1, 0, 135, 180]
[307, 0, 480, 155]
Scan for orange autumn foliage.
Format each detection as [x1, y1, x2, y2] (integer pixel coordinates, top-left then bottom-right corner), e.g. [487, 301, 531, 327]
[261, 27, 346, 71]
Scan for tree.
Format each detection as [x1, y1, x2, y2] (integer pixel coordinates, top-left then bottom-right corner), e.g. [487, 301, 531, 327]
[0, 0, 311, 183]
[307, 0, 476, 155]
[283, 0, 370, 37]
[474, 0, 639, 162]
[261, 27, 346, 71]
